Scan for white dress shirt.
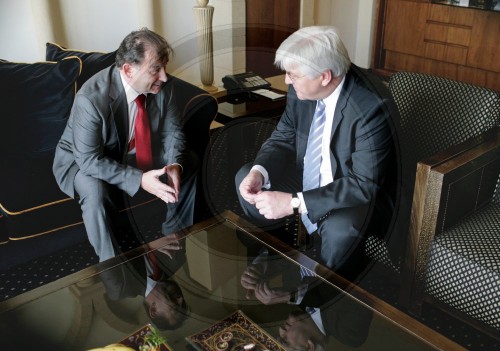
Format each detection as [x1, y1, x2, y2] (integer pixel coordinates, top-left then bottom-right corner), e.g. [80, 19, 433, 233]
[119, 72, 143, 148]
[252, 77, 345, 215]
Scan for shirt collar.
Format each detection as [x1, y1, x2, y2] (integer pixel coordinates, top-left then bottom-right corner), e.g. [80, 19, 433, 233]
[323, 75, 345, 105]
[119, 71, 142, 104]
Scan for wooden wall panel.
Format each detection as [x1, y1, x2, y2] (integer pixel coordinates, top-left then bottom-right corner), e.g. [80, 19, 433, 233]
[383, 0, 429, 56]
[428, 3, 474, 26]
[245, 0, 300, 77]
[372, 0, 500, 91]
[468, 10, 500, 72]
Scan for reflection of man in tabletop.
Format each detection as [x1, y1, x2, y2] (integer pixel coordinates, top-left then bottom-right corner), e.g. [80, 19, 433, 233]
[99, 233, 188, 330]
[240, 249, 373, 349]
[278, 310, 327, 351]
[144, 279, 187, 330]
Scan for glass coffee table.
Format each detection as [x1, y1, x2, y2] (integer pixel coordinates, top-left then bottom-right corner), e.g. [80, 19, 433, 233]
[0, 211, 465, 350]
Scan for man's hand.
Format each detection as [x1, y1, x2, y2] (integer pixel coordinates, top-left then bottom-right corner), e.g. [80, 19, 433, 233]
[164, 164, 181, 202]
[140, 165, 181, 204]
[240, 265, 265, 299]
[254, 191, 293, 220]
[239, 170, 264, 205]
[254, 282, 291, 305]
[154, 233, 182, 259]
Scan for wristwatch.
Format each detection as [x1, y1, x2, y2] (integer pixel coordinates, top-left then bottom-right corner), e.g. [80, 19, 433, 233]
[291, 193, 300, 215]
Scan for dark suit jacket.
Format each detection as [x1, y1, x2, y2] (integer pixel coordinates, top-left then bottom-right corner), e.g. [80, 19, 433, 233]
[53, 65, 185, 198]
[254, 64, 398, 235]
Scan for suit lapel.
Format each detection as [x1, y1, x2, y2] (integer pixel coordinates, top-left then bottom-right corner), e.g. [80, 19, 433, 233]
[108, 68, 129, 156]
[298, 100, 317, 164]
[146, 92, 160, 135]
[331, 70, 354, 140]
[328, 68, 355, 175]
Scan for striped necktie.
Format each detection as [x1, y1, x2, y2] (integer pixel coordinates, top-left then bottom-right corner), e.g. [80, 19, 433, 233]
[301, 100, 326, 234]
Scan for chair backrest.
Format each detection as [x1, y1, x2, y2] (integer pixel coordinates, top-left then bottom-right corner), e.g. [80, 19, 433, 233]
[389, 72, 500, 173]
[203, 117, 278, 215]
[168, 76, 218, 160]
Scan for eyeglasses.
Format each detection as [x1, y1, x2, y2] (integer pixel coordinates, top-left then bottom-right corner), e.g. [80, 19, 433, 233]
[286, 71, 306, 83]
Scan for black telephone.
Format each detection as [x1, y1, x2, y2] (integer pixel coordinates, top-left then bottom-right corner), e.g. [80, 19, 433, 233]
[222, 72, 271, 95]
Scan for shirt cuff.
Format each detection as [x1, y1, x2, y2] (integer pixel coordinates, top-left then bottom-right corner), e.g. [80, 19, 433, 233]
[297, 192, 308, 214]
[288, 282, 309, 305]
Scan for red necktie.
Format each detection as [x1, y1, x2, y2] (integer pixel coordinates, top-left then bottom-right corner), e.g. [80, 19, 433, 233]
[148, 252, 161, 280]
[133, 94, 153, 170]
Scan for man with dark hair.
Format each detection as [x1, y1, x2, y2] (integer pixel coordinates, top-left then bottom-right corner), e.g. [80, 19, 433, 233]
[54, 28, 197, 261]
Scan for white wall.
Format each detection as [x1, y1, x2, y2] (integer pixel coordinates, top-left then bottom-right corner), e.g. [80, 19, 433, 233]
[314, 0, 376, 68]
[0, 0, 41, 62]
[0, 0, 375, 85]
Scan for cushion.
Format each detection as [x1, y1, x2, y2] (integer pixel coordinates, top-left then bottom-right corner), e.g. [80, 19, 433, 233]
[0, 57, 81, 238]
[0, 57, 81, 157]
[426, 201, 500, 331]
[46, 42, 116, 89]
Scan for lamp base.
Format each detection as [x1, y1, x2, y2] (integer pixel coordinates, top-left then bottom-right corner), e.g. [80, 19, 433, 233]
[201, 84, 219, 93]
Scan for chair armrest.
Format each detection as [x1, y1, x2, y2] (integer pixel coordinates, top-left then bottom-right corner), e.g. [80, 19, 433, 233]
[400, 126, 500, 314]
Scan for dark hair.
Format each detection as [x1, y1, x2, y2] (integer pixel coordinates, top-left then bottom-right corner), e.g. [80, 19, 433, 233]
[143, 280, 188, 331]
[115, 27, 173, 68]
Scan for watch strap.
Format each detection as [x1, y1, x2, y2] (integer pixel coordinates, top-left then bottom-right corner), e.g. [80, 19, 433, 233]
[292, 193, 299, 215]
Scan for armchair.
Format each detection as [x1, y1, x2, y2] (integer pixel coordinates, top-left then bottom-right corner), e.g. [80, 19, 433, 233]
[379, 72, 500, 334]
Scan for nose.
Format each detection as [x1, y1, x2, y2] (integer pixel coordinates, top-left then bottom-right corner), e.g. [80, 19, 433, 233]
[284, 73, 292, 85]
[159, 68, 167, 82]
[279, 326, 286, 338]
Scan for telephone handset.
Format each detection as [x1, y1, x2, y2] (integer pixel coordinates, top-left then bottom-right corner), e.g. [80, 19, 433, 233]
[222, 72, 271, 95]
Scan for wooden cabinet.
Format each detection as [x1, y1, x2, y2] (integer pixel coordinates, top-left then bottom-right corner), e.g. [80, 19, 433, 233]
[372, 0, 500, 91]
[245, 0, 300, 78]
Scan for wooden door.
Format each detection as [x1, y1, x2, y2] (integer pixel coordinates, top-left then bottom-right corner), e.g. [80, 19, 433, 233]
[246, 0, 300, 77]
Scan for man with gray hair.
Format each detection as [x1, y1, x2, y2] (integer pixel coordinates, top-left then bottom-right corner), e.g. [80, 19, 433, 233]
[236, 26, 398, 280]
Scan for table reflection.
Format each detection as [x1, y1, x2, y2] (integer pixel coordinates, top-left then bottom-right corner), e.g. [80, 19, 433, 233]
[240, 248, 373, 350]
[0, 215, 459, 351]
[99, 232, 188, 331]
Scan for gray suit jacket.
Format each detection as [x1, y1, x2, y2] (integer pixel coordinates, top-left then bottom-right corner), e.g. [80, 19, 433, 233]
[254, 64, 398, 231]
[53, 65, 185, 198]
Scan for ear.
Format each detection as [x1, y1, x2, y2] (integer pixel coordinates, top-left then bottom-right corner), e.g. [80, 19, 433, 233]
[122, 63, 134, 79]
[148, 301, 158, 318]
[320, 70, 332, 86]
[306, 339, 316, 351]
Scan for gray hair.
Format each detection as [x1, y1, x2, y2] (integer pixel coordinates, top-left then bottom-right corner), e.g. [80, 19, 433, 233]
[274, 26, 351, 79]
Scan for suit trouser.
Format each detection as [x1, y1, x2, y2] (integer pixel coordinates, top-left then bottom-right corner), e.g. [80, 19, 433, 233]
[235, 162, 370, 281]
[74, 151, 198, 261]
